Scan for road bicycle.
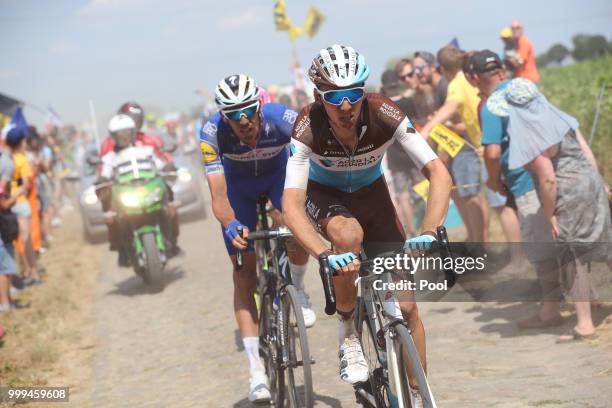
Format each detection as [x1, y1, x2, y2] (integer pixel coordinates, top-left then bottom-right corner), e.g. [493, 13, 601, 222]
[318, 227, 455, 408]
[237, 195, 313, 407]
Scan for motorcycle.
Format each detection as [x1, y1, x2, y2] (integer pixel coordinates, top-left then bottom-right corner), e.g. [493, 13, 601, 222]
[96, 146, 176, 291]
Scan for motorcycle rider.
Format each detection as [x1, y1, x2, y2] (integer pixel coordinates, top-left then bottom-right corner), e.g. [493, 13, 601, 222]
[99, 102, 173, 163]
[97, 114, 180, 266]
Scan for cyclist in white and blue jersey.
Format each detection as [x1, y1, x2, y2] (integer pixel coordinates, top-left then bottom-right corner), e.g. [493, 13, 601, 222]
[199, 74, 312, 403]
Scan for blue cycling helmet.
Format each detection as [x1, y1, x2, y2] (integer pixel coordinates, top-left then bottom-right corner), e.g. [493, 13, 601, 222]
[309, 44, 370, 88]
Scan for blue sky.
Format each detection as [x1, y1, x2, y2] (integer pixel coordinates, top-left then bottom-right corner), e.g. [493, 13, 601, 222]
[1, 0, 611, 129]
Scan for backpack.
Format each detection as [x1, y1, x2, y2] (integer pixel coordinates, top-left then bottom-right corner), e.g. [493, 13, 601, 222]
[0, 211, 18, 243]
[0, 151, 19, 243]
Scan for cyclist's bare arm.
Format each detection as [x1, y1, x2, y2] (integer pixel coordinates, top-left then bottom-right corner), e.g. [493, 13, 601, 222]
[421, 158, 452, 233]
[206, 172, 237, 229]
[394, 116, 452, 234]
[283, 138, 328, 258]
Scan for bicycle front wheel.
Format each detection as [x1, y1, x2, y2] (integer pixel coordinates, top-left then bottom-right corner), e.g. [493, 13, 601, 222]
[392, 324, 437, 408]
[356, 298, 391, 407]
[280, 284, 313, 407]
[260, 292, 284, 405]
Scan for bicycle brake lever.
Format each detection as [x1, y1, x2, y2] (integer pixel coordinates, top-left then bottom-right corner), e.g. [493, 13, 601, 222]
[436, 226, 456, 288]
[236, 227, 244, 269]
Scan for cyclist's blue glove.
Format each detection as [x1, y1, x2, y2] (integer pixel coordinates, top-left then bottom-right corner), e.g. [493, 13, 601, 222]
[404, 234, 436, 251]
[224, 219, 246, 241]
[328, 252, 358, 270]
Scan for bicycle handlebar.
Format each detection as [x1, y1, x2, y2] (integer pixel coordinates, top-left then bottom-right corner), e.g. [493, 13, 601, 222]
[235, 227, 293, 269]
[317, 226, 455, 316]
[317, 252, 338, 316]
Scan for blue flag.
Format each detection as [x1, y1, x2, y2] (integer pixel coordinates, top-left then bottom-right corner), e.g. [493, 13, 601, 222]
[448, 37, 460, 49]
[10, 106, 28, 130]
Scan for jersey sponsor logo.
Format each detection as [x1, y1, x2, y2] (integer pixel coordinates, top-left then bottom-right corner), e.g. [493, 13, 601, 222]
[223, 146, 285, 162]
[282, 110, 298, 124]
[380, 102, 403, 122]
[316, 154, 381, 169]
[201, 122, 217, 137]
[305, 199, 321, 220]
[356, 143, 374, 153]
[294, 116, 311, 139]
[200, 141, 219, 164]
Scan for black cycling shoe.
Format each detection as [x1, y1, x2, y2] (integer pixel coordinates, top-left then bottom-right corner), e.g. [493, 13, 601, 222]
[117, 250, 131, 267]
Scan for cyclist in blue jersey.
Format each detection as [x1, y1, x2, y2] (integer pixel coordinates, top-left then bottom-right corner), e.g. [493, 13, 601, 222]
[200, 74, 312, 403]
[283, 45, 452, 401]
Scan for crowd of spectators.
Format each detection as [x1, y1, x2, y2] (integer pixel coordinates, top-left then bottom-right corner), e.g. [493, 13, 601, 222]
[0, 122, 76, 338]
[370, 21, 610, 341]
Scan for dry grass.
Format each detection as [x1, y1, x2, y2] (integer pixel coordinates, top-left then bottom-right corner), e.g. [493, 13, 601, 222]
[0, 213, 98, 407]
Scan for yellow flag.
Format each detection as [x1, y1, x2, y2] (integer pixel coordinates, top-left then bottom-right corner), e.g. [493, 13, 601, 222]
[274, 0, 292, 31]
[429, 124, 465, 158]
[303, 5, 326, 38]
[288, 25, 303, 42]
[413, 179, 430, 202]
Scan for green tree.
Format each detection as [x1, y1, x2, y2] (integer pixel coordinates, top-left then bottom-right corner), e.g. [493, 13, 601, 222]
[547, 43, 570, 64]
[572, 34, 611, 61]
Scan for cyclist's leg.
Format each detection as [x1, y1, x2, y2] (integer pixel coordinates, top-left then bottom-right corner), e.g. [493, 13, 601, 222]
[357, 177, 427, 385]
[224, 180, 259, 337]
[269, 168, 315, 325]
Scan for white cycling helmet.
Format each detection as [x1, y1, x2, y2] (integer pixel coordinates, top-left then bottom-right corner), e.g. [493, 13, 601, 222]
[309, 44, 370, 88]
[108, 114, 136, 148]
[214, 74, 260, 110]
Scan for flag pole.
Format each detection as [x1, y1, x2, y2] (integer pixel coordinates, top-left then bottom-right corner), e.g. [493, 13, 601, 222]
[88, 99, 100, 148]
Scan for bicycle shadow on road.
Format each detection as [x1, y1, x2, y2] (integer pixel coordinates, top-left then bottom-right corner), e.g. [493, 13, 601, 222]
[232, 390, 343, 407]
[105, 266, 185, 297]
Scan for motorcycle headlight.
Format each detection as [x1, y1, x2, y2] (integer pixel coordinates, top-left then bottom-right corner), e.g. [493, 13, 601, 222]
[177, 168, 192, 183]
[83, 187, 98, 206]
[120, 192, 141, 207]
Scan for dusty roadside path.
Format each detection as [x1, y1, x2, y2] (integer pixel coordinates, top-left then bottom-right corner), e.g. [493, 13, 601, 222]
[68, 208, 612, 407]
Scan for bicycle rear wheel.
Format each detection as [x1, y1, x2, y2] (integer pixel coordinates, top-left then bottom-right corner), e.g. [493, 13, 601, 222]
[259, 292, 284, 405]
[280, 285, 313, 407]
[392, 324, 437, 408]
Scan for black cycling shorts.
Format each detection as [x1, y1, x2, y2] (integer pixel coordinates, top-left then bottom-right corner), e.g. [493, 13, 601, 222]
[305, 176, 405, 256]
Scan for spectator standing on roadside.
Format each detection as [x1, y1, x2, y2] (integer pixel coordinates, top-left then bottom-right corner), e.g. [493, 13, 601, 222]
[6, 127, 41, 285]
[507, 20, 540, 83]
[380, 69, 423, 237]
[420, 46, 488, 248]
[413, 51, 449, 114]
[395, 58, 420, 99]
[0, 136, 18, 312]
[488, 78, 610, 341]
[499, 27, 520, 78]
[6, 127, 42, 284]
[470, 51, 530, 271]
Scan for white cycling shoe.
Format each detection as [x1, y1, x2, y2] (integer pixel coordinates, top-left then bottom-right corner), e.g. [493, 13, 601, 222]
[339, 334, 369, 384]
[410, 389, 423, 408]
[297, 290, 316, 328]
[248, 374, 271, 403]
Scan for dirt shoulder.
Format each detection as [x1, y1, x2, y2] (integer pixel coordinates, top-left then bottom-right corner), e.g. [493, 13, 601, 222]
[0, 213, 98, 407]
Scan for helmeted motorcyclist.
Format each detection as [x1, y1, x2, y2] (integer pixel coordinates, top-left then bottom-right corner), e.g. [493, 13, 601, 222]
[99, 102, 173, 163]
